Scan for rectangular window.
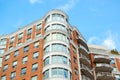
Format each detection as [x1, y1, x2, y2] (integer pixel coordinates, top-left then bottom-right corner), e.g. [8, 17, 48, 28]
[44, 70, 49, 79]
[44, 57, 49, 66]
[33, 52, 39, 59]
[74, 57, 77, 64]
[12, 60, 17, 68]
[5, 54, 10, 61]
[27, 28, 32, 35]
[14, 50, 19, 57]
[0, 58, 2, 67]
[32, 63, 38, 72]
[9, 46, 13, 50]
[24, 46, 29, 52]
[18, 32, 23, 40]
[22, 56, 28, 64]
[10, 71, 16, 79]
[3, 64, 8, 71]
[21, 67, 27, 76]
[1, 75, 6, 80]
[34, 41, 39, 48]
[31, 75, 37, 80]
[44, 46, 50, 54]
[0, 38, 7, 46]
[74, 68, 78, 76]
[36, 24, 41, 31]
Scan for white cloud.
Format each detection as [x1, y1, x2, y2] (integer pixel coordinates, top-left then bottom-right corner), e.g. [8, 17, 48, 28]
[29, 0, 42, 4]
[57, 0, 78, 11]
[87, 30, 119, 50]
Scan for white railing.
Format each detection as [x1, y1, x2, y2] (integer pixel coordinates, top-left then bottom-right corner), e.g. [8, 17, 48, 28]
[96, 63, 111, 67]
[94, 55, 110, 59]
[81, 64, 92, 74]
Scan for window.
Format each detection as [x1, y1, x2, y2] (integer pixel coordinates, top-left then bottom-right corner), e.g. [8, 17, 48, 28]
[74, 68, 78, 76]
[52, 14, 65, 21]
[14, 50, 19, 57]
[10, 71, 16, 79]
[24, 46, 29, 52]
[36, 24, 41, 31]
[10, 36, 15, 43]
[31, 75, 37, 80]
[72, 45, 76, 53]
[21, 67, 27, 76]
[32, 63, 38, 72]
[74, 57, 77, 64]
[45, 15, 50, 23]
[18, 32, 23, 39]
[34, 41, 39, 48]
[17, 42, 22, 46]
[27, 28, 32, 35]
[44, 70, 49, 79]
[0, 58, 2, 67]
[1, 75, 6, 80]
[33, 52, 39, 59]
[22, 56, 28, 64]
[52, 56, 68, 65]
[44, 57, 49, 66]
[5, 54, 10, 61]
[0, 48, 4, 54]
[52, 68, 68, 78]
[12, 60, 17, 68]
[0, 38, 7, 46]
[3, 64, 8, 71]
[9, 46, 13, 50]
[44, 45, 50, 54]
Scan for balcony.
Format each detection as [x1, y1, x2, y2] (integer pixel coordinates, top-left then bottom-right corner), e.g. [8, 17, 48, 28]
[77, 36, 89, 51]
[96, 72, 115, 80]
[79, 54, 91, 68]
[78, 47, 89, 59]
[94, 55, 110, 64]
[95, 64, 113, 73]
[81, 64, 93, 79]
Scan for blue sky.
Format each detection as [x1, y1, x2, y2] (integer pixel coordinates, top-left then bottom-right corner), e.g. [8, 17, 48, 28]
[0, 0, 120, 51]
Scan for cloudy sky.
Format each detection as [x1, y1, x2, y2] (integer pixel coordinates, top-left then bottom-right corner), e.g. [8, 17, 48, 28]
[0, 0, 120, 51]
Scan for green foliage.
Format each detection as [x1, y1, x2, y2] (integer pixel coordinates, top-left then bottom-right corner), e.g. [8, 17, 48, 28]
[111, 49, 119, 55]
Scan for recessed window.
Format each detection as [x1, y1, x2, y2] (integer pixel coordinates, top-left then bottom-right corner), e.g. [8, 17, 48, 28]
[32, 63, 38, 72]
[24, 46, 29, 52]
[0, 38, 7, 46]
[3, 64, 8, 71]
[27, 28, 32, 35]
[5, 54, 10, 61]
[31, 75, 37, 80]
[10, 36, 15, 43]
[10, 71, 16, 79]
[33, 52, 39, 59]
[36, 24, 41, 31]
[9, 46, 13, 50]
[74, 57, 77, 64]
[34, 41, 39, 48]
[14, 50, 19, 57]
[12, 60, 18, 68]
[0, 48, 4, 54]
[44, 45, 50, 54]
[1, 75, 6, 80]
[22, 56, 28, 64]
[21, 67, 27, 76]
[18, 32, 23, 40]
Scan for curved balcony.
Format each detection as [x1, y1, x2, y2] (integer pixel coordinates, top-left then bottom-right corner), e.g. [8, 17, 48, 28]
[80, 64, 93, 79]
[79, 47, 89, 59]
[43, 77, 69, 80]
[77, 36, 89, 51]
[94, 55, 110, 64]
[96, 72, 115, 80]
[95, 64, 112, 73]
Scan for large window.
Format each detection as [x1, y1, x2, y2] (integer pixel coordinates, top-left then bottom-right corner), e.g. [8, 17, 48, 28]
[43, 70, 49, 79]
[22, 56, 28, 64]
[3, 64, 8, 71]
[27, 28, 32, 35]
[52, 44, 68, 53]
[44, 45, 50, 54]
[36, 24, 41, 31]
[5, 54, 10, 61]
[0, 58, 2, 67]
[44, 33, 69, 43]
[10, 36, 15, 43]
[34, 41, 39, 48]
[14, 50, 19, 57]
[0, 49, 4, 54]
[45, 15, 50, 23]
[0, 38, 7, 46]
[52, 68, 68, 78]
[24, 46, 29, 52]
[33, 52, 39, 59]
[45, 24, 67, 32]
[52, 14, 65, 22]
[44, 57, 49, 66]
[52, 55, 68, 65]
[1, 75, 6, 80]
[18, 32, 23, 40]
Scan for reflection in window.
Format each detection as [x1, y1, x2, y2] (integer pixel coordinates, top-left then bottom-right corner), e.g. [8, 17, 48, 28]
[44, 46, 50, 54]
[52, 14, 65, 22]
[43, 70, 49, 79]
[44, 57, 49, 66]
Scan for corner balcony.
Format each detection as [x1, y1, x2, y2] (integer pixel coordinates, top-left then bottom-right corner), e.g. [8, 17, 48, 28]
[95, 64, 113, 73]
[96, 72, 115, 80]
[81, 64, 93, 79]
[94, 55, 110, 64]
